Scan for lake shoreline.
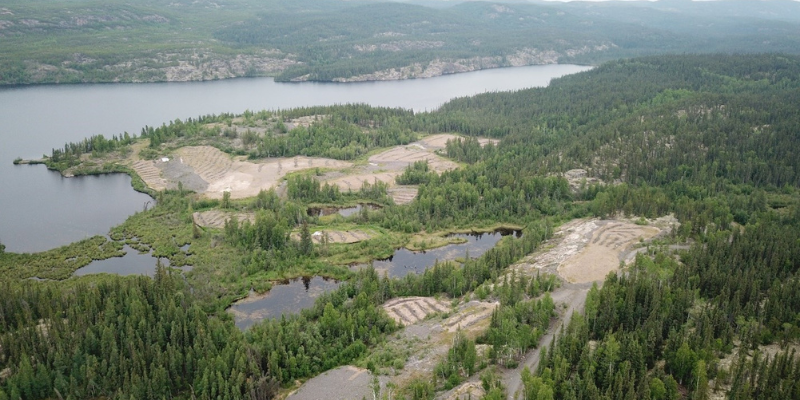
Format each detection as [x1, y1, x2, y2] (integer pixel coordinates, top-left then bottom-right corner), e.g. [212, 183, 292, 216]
[0, 62, 594, 89]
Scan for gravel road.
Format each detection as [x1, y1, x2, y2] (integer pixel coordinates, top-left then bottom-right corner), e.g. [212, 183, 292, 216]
[502, 282, 592, 400]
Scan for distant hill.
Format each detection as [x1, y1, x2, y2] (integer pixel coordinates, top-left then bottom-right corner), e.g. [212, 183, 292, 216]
[2, 0, 800, 85]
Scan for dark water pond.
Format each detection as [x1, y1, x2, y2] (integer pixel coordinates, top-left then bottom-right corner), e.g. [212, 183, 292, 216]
[228, 277, 342, 330]
[73, 245, 167, 277]
[372, 230, 521, 278]
[0, 64, 590, 253]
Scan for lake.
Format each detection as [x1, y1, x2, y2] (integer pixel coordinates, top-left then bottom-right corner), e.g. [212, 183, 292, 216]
[0, 64, 591, 252]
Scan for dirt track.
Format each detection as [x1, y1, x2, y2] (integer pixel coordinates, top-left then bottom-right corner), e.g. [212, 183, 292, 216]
[502, 283, 591, 400]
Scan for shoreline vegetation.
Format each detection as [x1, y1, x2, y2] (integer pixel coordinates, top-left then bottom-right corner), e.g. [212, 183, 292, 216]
[2, 54, 800, 399]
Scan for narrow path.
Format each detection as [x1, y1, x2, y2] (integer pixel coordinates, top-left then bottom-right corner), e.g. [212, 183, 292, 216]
[502, 282, 592, 400]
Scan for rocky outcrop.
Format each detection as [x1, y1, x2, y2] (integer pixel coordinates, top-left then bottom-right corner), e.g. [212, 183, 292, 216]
[303, 45, 612, 83]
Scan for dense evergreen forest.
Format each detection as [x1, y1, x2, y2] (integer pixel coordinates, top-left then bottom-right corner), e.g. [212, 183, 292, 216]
[2, 53, 800, 399]
[3, 0, 800, 84]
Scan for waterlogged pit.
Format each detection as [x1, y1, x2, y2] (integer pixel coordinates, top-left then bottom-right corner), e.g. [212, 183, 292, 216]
[227, 277, 341, 330]
[372, 230, 519, 278]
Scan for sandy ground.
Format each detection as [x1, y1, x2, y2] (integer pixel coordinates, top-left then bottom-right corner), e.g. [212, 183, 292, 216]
[390, 299, 498, 387]
[558, 221, 659, 283]
[437, 381, 486, 400]
[132, 145, 351, 199]
[320, 135, 463, 204]
[510, 216, 675, 283]
[131, 159, 169, 191]
[285, 115, 327, 130]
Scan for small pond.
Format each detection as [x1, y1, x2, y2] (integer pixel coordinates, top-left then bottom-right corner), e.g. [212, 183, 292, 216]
[228, 277, 342, 330]
[73, 244, 192, 277]
[74, 245, 165, 277]
[372, 230, 521, 278]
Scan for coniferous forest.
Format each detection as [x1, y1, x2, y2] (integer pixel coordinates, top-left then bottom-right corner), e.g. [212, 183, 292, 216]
[2, 53, 800, 399]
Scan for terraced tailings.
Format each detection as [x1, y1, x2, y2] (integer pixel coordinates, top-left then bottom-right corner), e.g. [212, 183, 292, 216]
[131, 159, 168, 191]
[165, 146, 351, 199]
[383, 297, 450, 326]
[192, 210, 255, 229]
[388, 186, 418, 205]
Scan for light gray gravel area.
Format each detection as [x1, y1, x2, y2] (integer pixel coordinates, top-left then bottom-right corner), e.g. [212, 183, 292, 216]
[286, 366, 378, 400]
[159, 159, 208, 192]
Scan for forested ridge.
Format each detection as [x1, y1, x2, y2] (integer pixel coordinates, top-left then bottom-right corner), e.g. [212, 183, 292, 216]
[2, 54, 800, 399]
[3, 0, 800, 85]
